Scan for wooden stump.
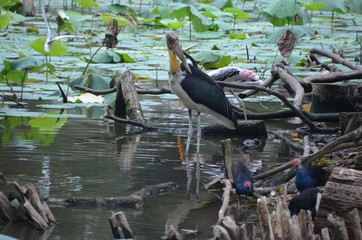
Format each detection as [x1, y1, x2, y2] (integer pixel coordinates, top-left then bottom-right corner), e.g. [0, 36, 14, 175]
[311, 83, 362, 113]
[315, 167, 362, 239]
[20, 0, 36, 16]
[113, 70, 145, 123]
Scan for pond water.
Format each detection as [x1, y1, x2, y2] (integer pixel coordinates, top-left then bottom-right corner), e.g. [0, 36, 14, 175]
[0, 95, 301, 239]
[1, 0, 361, 239]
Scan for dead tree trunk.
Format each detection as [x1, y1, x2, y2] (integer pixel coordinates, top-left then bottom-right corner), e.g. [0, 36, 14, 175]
[113, 70, 145, 123]
[311, 83, 362, 113]
[315, 167, 362, 240]
[20, 0, 36, 16]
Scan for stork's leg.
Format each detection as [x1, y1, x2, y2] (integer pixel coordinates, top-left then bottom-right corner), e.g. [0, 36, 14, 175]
[196, 111, 201, 151]
[230, 90, 247, 121]
[185, 109, 193, 154]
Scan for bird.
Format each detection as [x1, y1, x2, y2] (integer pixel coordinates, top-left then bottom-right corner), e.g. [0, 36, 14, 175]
[0, 172, 6, 182]
[292, 158, 330, 192]
[288, 187, 322, 220]
[41, 4, 83, 53]
[234, 161, 254, 209]
[208, 67, 263, 90]
[208, 67, 263, 120]
[166, 32, 237, 152]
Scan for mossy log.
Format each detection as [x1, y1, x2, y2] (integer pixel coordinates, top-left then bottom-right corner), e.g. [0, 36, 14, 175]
[315, 167, 362, 240]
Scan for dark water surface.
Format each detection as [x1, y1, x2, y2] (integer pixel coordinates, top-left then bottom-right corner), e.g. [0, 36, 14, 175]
[0, 96, 296, 239]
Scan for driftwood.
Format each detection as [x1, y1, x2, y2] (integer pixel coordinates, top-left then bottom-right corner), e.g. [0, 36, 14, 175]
[109, 211, 134, 239]
[0, 181, 56, 231]
[257, 196, 275, 240]
[283, 124, 362, 183]
[310, 48, 361, 71]
[272, 65, 305, 108]
[47, 181, 177, 209]
[162, 225, 181, 240]
[315, 167, 362, 240]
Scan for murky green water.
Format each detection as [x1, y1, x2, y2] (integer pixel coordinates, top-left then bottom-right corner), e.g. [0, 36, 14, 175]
[0, 96, 295, 239]
[1, 0, 361, 238]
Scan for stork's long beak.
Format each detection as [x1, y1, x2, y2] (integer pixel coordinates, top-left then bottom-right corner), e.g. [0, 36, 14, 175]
[166, 32, 191, 73]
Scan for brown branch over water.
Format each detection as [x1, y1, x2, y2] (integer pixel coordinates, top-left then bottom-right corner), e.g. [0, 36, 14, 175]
[310, 48, 361, 70]
[301, 69, 362, 86]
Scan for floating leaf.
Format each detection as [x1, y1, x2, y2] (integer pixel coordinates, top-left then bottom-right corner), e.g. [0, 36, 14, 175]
[304, 2, 328, 11]
[210, 0, 234, 10]
[263, 0, 300, 19]
[100, 14, 130, 27]
[103, 92, 116, 108]
[228, 32, 248, 39]
[345, 0, 362, 14]
[223, 8, 251, 19]
[0, 0, 21, 8]
[0, 10, 12, 29]
[64, 10, 93, 22]
[159, 19, 188, 29]
[69, 74, 110, 91]
[214, 20, 232, 31]
[169, 3, 211, 32]
[266, 25, 314, 43]
[91, 51, 135, 63]
[193, 51, 231, 69]
[8, 57, 42, 71]
[74, 0, 99, 9]
[30, 36, 68, 56]
[313, 0, 348, 13]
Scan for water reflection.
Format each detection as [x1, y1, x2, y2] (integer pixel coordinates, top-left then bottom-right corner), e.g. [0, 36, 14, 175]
[0, 105, 292, 240]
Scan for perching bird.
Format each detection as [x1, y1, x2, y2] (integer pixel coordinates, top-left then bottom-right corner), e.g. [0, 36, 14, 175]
[41, 4, 83, 53]
[208, 67, 263, 120]
[288, 187, 322, 220]
[166, 32, 237, 150]
[234, 161, 254, 209]
[293, 158, 330, 192]
[208, 67, 263, 90]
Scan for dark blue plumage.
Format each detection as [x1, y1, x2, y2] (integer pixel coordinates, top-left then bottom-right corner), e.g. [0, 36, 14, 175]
[180, 64, 237, 128]
[289, 187, 322, 220]
[293, 158, 329, 192]
[234, 162, 254, 208]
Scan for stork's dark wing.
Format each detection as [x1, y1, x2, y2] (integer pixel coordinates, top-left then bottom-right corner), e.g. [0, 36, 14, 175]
[180, 64, 236, 125]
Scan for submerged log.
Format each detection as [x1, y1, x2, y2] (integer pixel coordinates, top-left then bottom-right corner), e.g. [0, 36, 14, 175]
[47, 181, 177, 209]
[311, 83, 362, 113]
[315, 167, 362, 240]
[202, 120, 267, 137]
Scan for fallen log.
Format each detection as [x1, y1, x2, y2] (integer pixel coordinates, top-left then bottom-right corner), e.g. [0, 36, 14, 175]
[47, 181, 178, 209]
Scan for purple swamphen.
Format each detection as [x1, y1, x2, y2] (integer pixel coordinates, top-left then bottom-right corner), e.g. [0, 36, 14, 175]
[293, 158, 329, 192]
[234, 161, 254, 209]
[0, 173, 6, 182]
[288, 187, 322, 220]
